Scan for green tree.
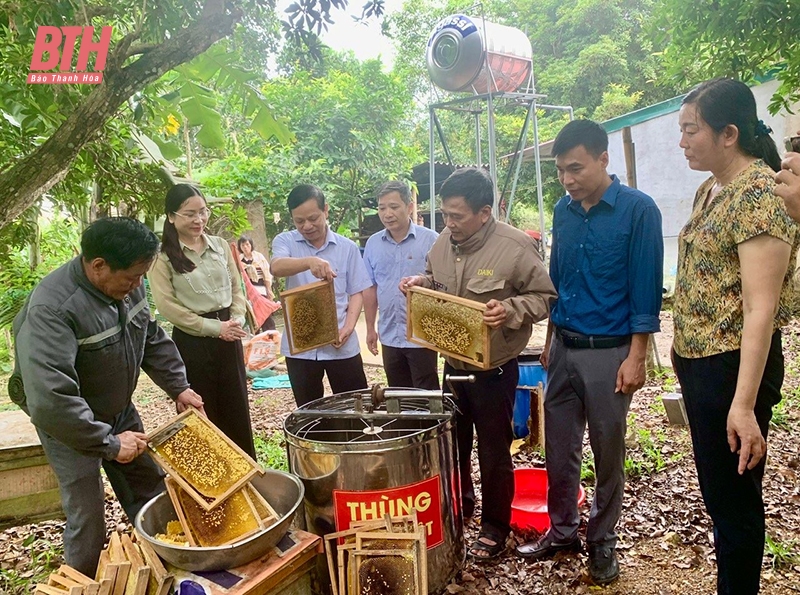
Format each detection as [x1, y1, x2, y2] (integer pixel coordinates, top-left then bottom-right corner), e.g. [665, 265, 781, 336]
[655, 0, 800, 114]
[0, 0, 385, 231]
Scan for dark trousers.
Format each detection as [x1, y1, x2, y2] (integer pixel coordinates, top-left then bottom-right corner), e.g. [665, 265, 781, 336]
[172, 310, 255, 459]
[285, 354, 368, 407]
[382, 345, 440, 389]
[544, 333, 633, 547]
[38, 404, 164, 577]
[445, 359, 518, 539]
[673, 331, 783, 595]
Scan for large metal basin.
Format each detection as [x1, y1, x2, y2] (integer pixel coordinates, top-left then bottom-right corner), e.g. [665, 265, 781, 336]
[134, 470, 304, 571]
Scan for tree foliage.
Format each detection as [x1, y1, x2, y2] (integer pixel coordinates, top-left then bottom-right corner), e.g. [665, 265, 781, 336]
[0, 0, 386, 234]
[655, 0, 800, 114]
[199, 50, 421, 235]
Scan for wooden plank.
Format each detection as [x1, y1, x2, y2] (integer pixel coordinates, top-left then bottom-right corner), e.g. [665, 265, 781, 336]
[406, 286, 491, 370]
[163, 478, 197, 547]
[94, 550, 118, 592]
[48, 573, 82, 590]
[0, 464, 60, 500]
[108, 533, 131, 595]
[243, 484, 277, 528]
[35, 585, 70, 595]
[280, 278, 338, 355]
[165, 529, 321, 595]
[55, 568, 99, 595]
[121, 534, 150, 595]
[0, 453, 51, 471]
[0, 489, 63, 530]
[146, 408, 263, 511]
[133, 531, 174, 595]
[97, 579, 113, 595]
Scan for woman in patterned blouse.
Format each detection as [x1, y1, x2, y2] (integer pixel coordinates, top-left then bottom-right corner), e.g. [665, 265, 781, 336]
[672, 78, 799, 595]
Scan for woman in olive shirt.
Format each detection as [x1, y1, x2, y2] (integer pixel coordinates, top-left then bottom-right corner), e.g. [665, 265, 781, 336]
[149, 184, 255, 457]
[673, 78, 798, 595]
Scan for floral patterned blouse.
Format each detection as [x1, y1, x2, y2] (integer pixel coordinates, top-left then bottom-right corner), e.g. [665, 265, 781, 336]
[673, 160, 799, 358]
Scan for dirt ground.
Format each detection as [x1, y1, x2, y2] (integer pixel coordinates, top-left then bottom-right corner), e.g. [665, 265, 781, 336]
[2, 312, 799, 594]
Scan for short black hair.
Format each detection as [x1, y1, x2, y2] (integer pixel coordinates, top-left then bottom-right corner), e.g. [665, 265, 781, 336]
[237, 235, 253, 252]
[288, 184, 325, 212]
[552, 119, 608, 158]
[81, 217, 159, 271]
[377, 180, 412, 205]
[439, 167, 494, 213]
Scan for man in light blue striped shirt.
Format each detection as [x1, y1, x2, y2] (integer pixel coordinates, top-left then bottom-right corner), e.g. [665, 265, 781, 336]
[363, 181, 439, 389]
[271, 184, 373, 406]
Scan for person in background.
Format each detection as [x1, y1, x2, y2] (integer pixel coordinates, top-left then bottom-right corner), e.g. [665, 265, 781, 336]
[672, 78, 798, 595]
[363, 181, 440, 389]
[401, 168, 556, 561]
[12, 217, 203, 577]
[238, 235, 274, 299]
[238, 235, 277, 331]
[515, 119, 663, 587]
[774, 131, 800, 221]
[270, 184, 372, 406]
[149, 184, 256, 458]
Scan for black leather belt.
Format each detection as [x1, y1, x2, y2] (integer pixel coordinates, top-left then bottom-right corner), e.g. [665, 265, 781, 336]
[557, 328, 630, 349]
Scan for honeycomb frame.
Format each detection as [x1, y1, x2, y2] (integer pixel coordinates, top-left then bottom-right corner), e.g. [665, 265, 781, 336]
[164, 478, 262, 548]
[406, 286, 491, 370]
[146, 408, 264, 511]
[280, 279, 339, 355]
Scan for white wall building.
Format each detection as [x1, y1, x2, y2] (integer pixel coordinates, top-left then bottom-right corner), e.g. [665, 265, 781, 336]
[601, 78, 800, 287]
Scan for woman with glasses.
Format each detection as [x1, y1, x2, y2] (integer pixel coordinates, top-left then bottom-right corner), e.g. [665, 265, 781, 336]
[149, 184, 255, 457]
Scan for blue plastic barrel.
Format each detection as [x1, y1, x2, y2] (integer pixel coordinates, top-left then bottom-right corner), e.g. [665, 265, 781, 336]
[513, 360, 547, 438]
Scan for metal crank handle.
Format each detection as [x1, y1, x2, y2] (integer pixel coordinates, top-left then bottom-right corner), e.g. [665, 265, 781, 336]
[445, 374, 476, 384]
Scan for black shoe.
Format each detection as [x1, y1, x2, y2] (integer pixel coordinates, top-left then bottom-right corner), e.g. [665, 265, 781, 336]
[588, 543, 619, 585]
[515, 532, 582, 560]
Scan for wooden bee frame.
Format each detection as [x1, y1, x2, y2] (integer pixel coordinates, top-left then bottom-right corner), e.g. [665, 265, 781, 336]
[406, 286, 491, 369]
[325, 513, 425, 595]
[245, 483, 279, 527]
[53, 566, 100, 595]
[108, 533, 130, 595]
[132, 531, 174, 595]
[146, 408, 264, 511]
[280, 279, 339, 355]
[351, 548, 421, 595]
[163, 478, 263, 548]
[121, 534, 150, 595]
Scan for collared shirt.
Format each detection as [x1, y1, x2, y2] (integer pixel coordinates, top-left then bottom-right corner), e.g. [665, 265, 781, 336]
[149, 234, 247, 337]
[363, 222, 438, 348]
[272, 227, 372, 360]
[673, 160, 799, 358]
[12, 257, 189, 460]
[423, 217, 557, 370]
[549, 175, 663, 337]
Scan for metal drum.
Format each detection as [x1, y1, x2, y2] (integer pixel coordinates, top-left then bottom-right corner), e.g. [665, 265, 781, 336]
[426, 14, 533, 93]
[283, 388, 464, 594]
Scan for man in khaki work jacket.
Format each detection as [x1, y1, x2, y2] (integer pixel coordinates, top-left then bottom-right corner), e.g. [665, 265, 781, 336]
[401, 167, 557, 561]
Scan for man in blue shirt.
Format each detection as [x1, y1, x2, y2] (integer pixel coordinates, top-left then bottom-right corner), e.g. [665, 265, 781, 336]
[271, 184, 373, 406]
[363, 181, 439, 389]
[515, 120, 663, 585]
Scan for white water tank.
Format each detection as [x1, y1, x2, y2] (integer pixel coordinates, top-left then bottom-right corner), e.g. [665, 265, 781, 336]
[426, 14, 533, 93]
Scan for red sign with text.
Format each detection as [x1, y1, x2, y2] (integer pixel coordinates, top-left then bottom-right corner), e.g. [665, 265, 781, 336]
[333, 476, 443, 549]
[27, 26, 112, 85]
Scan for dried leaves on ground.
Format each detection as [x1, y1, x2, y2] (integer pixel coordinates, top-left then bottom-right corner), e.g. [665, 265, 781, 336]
[2, 316, 800, 594]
